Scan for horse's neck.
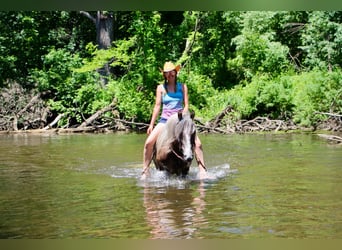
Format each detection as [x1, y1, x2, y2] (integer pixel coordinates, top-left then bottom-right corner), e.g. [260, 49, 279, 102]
[165, 115, 179, 140]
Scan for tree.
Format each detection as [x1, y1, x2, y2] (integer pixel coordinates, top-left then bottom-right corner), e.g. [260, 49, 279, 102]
[300, 11, 342, 71]
[80, 11, 114, 85]
[180, 11, 242, 89]
[0, 11, 94, 88]
[227, 12, 291, 82]
[271, 11, 309, 70]
[80, 11, 114, 49]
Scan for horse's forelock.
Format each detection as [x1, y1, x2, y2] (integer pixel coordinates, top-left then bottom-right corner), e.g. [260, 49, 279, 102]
[174, 116, 196, 144]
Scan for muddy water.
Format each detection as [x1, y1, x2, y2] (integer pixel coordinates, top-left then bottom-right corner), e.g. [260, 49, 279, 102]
[0, 132, 341, 238]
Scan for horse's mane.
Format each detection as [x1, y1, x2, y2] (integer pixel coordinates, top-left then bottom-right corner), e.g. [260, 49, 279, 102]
[157, 111, 195, 152]
[174, 112, 194, 138]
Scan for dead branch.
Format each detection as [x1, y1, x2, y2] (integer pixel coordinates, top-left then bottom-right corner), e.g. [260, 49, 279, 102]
[43, 113, 65, 130]
[16, 93, 41, 117]
[315, 111, 342, 118]
[111, 118, 148, 127]
[179, 12, 203, 69]
[195, 123, 230, 134]
[78, 102, 116, 128]
[209, 105, 233, 129]
[1, 82, 48, 131]
[80, 11, 96, 24]
[317, 134, 342, 143]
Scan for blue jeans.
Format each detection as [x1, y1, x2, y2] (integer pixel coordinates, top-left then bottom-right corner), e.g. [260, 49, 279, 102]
[159, 117, 168, 124]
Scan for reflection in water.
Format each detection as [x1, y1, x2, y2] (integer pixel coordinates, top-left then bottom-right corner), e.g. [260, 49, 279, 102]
[139, 164, 232, 239]
[1, 133, 341, 238]
[143, 178, 207, 239]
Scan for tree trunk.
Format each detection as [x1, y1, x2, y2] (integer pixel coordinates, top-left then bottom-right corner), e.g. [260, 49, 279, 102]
[80, 11, 114, 85]
[96, 11, 114, 50]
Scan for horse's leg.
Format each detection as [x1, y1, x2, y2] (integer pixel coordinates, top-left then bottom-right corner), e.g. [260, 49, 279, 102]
[181, 164, 191, 177]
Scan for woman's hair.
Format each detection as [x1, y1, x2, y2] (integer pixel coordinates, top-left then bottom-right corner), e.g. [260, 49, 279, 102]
[163, 70, 178, 93]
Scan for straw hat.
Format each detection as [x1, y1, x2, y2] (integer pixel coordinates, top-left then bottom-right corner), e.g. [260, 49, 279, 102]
[160, 61, 181, 73]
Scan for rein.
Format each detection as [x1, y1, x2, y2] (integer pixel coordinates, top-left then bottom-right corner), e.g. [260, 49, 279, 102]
[171, 119, 188, 162]
[171, 148, 186, 162]
[172, 145, 207, 171]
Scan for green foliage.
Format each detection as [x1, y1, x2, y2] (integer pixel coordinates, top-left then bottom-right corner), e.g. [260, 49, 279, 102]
[229, 30, 291, 81]
[179, 71, 215, 112]
[107, 77, 153, 122]
[1, 11, 341, 129]
[30, 48, 83, 92]
[76, 37, 137, 75]
[200, 69, 341, 127]
[29, 48, 106, 126]
[301, 11, 342, 70]
[256, 75, 294, 119]
[183, 11, 242, 88]
[291, 70, 342, 126]
[128, 11, 169, 91]
[0, 11, 94, 87]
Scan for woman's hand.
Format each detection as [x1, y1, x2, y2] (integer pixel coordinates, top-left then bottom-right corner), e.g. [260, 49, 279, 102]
[147, 125, 154, 135]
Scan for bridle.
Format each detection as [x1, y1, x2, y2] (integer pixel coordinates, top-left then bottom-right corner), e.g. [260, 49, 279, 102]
[171, 148, 186, 162]
[171, 118, 195, 162]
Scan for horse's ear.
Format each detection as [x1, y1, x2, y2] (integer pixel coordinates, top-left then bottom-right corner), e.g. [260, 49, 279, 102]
[190, 110, 195, 120]
[178, 110, 183, 121]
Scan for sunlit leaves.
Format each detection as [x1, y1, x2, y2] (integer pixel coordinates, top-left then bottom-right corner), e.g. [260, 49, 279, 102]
[300, 11, 342, 70]
[75, 36, 137, 74]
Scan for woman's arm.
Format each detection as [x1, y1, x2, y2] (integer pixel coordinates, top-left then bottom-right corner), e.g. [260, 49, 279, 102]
[182, 83, 189, 113]
[147, 85, 162, 134]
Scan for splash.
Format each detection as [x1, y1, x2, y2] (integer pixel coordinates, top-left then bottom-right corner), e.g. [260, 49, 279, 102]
[137, 163, 235, 188]
[85, 162, 235, 189]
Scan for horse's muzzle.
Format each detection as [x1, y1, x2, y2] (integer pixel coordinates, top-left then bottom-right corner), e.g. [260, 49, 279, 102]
[185, 155, 193, 162]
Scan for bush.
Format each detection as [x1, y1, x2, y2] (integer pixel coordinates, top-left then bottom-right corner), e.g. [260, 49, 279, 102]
[179, 71, 215, 111]
[29, 48, 107, 126]
[229, 32, 291, 81]
[107, 76, 154, 122]
[199, 69, 342, 128]
[291, 70, 342, 126]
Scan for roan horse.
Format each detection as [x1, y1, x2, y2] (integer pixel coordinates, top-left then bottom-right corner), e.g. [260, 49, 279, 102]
[152, 111, 197, 177]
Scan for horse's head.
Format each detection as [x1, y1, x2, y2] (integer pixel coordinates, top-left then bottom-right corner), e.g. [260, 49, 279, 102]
[173, 110, 196, 163]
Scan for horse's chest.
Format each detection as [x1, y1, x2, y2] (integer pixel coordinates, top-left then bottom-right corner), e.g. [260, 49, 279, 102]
[154, 150, 191, 176]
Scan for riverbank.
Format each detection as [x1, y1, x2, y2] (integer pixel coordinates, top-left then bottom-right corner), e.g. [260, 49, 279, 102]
[1, 116, 341, 144]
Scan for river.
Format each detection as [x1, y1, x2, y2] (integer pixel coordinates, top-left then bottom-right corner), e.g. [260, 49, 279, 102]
[0, 132, 341, 239]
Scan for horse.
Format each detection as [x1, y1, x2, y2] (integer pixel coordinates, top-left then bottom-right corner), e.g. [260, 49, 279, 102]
[152, 110, 197, 177]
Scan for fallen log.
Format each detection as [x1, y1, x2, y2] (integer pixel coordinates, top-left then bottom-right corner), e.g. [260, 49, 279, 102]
[13, 92, 44, 131]
[43, 113, 64, 130]
[78, 102, 116, 128]
[209, 105, 233, 129]
[195, 123, 231, 134]
[315, 111, 342, 118]
[112, 118, 148, 127]
[317, 134, 342, 143]
[16, 93, 41, 117]
[0, 126, 105, 134]
[314, 112, 342, 132]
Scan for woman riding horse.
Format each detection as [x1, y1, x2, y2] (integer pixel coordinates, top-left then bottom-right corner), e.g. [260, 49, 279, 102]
[153, 110, 197, 176]
[142, 61, 208, 179]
